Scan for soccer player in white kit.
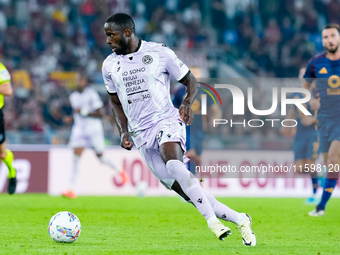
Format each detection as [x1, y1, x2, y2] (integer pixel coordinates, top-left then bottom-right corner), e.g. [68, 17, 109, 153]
[62, 73, 129, 199]
[102, 13, 256, 245]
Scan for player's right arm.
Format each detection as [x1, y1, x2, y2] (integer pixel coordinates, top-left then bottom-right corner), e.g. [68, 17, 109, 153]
[102, 58, 133, 150]
[109, 93, 133, 150]
[300, 115, 317, 126]
[0, 82, 13, 96]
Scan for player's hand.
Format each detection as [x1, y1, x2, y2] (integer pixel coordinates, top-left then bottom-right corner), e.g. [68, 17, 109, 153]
[121, 132, 133, 150]
[280, 126, 294, 137]
[63, 116, 73, 124]
[309, 98, 320, 111]
[301, 116, 317, 126]
[179, 103, 194, 126]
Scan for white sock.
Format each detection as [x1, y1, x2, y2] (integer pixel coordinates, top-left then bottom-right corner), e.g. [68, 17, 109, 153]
[98, 156, 121, 173]
[166, 160, 218, 224]
[203, 191, 243, 225]
[70, 155, 80, 191]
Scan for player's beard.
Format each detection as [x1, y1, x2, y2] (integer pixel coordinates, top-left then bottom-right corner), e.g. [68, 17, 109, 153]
[325, 43, 339, 54]
[115, 37, 129, 55]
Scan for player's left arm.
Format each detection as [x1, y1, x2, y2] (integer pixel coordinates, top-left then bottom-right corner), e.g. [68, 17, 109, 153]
[0, 81, 13, 96]
[300, 115, 317, 126]
[179, 72, 198, 125]
[78, 90, 106, 118]
[79, 107, 105, 118]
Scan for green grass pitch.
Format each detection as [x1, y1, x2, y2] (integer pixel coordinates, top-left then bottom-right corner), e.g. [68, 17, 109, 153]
[0, 195, 339, 255]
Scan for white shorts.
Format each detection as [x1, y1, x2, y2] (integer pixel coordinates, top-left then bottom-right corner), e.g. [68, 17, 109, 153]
[137, 117, 188, 190]
[69, 124, 105, 154]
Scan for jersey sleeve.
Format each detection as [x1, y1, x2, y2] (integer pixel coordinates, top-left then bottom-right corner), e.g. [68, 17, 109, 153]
[303, 59, 315, 84]
[102, 59, 117, 94]
[69, 94, 76, 109]
[0, 63, 11, 85]
[162, 46, 190, 82]
[91, 90, 104, 110]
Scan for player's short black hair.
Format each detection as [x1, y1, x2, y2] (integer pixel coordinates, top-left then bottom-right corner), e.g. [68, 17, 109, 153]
[323, 24, 340, 34]
[105, 13, 135, 33]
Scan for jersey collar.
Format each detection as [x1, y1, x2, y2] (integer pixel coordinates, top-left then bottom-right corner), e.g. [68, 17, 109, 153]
[126, 39, 143, 60]
[134, 39, 142, 52]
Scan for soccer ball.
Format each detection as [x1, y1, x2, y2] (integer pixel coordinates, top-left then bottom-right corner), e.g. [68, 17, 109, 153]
[48, 211, 81, 243]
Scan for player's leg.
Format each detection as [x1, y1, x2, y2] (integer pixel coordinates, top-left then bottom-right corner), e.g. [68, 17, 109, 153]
[295, 137, 318, 203]
[64, 126, 89, 198]
[304, 159, 319, 203]
[156, 119, 235, 241]
[172, 180, 242, 223]
[158, 120, 220, 227]
[309, 120, 340, 216]
[144, 118, 254, 243]
[171, 180, 256, 246]
[62, 147, 83, 199]
[96, 151, 129, 184]
[293, 135, 308, 173]
[92, 129, 129, 184]
[308, 140, 321, 202]
[309, 119, 332, 217]
[160, 142, 231, 240]
[296, 145, 319, 203]
[138, 140, 230, 240]
[92, 128, 119, 171]
[0, 141, 16, 194]
[314, 141, 340, 214]
[72, 147, 84, 187]
[309, 151, 329, 216]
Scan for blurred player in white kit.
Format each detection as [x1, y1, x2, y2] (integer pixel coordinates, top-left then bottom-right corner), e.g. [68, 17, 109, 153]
[62, 73, 129, 199]
[102, 13, 256, 245]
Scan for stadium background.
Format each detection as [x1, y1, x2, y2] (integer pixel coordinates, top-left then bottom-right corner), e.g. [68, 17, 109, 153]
[0, 0, 339, 197]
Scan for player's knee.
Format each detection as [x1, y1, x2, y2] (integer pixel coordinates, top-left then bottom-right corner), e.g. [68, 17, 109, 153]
[160, 142, 184, 163]
[166, 160, 190, 179]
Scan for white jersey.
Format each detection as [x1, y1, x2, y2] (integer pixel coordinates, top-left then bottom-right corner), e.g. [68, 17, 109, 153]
[102, 40, 190, 136]
[69, 87, 104, 129]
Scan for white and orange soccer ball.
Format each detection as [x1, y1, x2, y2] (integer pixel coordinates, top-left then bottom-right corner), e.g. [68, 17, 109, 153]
[48, 211, 81, 243]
